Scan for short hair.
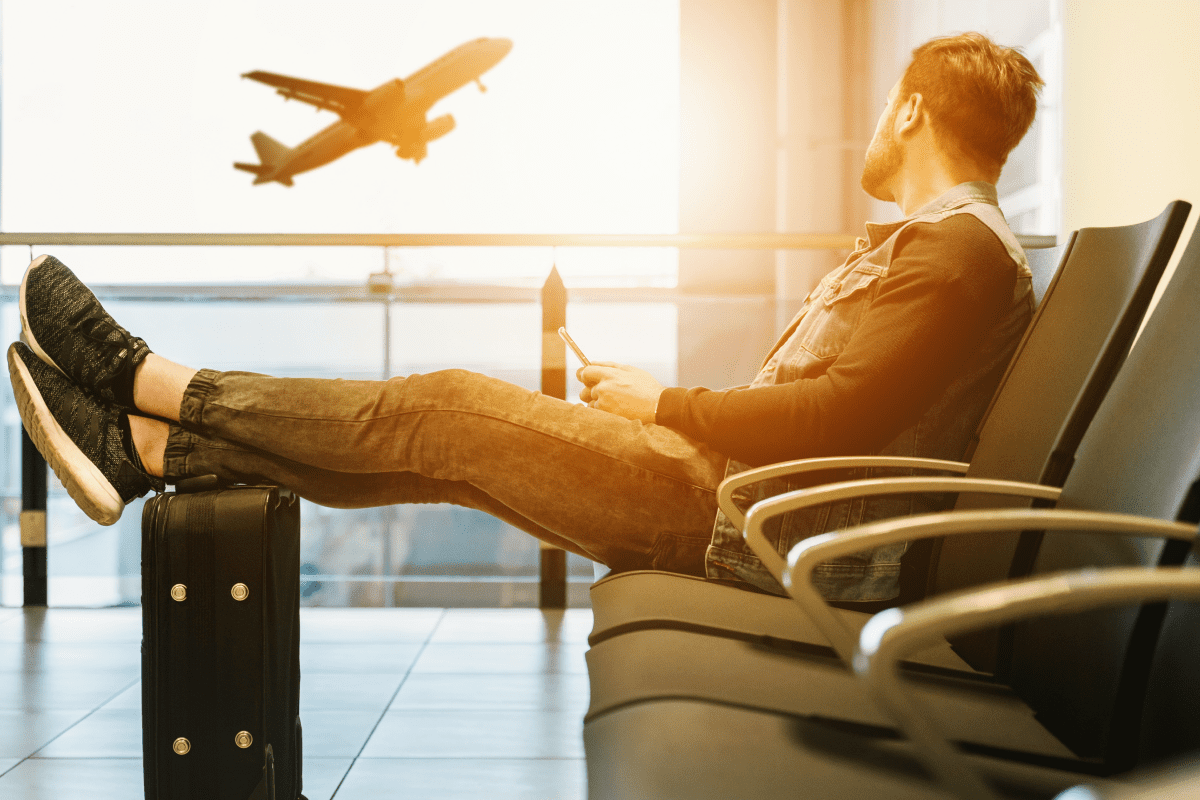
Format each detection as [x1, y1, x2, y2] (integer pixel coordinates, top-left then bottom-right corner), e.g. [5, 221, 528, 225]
[899, 32, 1044, 171]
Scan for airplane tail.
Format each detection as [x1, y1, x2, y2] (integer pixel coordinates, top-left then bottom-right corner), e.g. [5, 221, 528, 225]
[233, 131, 294, 186]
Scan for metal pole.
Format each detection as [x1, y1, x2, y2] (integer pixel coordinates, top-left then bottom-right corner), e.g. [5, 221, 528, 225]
[381, 247, 392, 381]
[380, 247, 394, 606]
[21, 429, 48, 606]
[538, 266, 568, 609]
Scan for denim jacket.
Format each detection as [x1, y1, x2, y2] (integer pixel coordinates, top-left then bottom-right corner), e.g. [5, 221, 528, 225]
[704, 182, 1034, 601]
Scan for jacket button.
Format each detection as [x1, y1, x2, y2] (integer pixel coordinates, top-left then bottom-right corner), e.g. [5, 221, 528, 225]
[170, 584, 186, 602]
[231, 583, 250, 602]
[235, 731, 253, 749]
[173, 737, 191, 755]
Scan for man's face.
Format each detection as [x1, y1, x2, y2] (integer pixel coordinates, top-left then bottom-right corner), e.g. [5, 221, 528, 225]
[861, 81, 903, 202]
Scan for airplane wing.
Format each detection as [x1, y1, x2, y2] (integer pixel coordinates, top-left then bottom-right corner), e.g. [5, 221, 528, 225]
[242, 71, 370, 115]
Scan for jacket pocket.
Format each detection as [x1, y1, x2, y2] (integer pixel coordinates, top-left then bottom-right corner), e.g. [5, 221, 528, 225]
[793, 265, 884, 362]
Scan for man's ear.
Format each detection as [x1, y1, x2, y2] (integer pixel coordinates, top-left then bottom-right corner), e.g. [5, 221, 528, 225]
[895, 92, 926, 137]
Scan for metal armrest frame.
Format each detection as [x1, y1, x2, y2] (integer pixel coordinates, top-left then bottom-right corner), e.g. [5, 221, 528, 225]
[740, 476, 1062, 589]
[781, 507, 1196, 664]
[717, 456, 970, 529]
[855, 565, 1200, 800]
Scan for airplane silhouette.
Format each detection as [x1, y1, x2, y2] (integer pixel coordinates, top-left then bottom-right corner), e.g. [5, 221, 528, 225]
[235, 37, 512, 186]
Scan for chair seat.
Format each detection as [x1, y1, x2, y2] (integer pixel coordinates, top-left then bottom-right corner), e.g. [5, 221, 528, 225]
[591, 571, 972, 671]
[590, 570, 805, 644]
[585, 699, 1116, 800]
[585, 628, 1070, 758]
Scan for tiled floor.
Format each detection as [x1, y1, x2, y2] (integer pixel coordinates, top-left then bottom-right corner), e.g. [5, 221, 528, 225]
[0, 605, 592, 799]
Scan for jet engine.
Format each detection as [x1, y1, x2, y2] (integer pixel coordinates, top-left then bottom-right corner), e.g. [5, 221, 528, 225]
[394, 115, 457, 163]
[421, 114, 456, 142]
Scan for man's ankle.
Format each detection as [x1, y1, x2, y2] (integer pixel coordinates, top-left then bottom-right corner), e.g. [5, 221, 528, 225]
[127, 414, 167, 478]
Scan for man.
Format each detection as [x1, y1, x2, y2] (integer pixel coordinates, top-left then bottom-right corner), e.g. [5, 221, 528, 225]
[10, 32, 1042, 603]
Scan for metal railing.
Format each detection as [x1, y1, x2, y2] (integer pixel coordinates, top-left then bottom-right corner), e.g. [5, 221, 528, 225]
[0, 232, 880, 248]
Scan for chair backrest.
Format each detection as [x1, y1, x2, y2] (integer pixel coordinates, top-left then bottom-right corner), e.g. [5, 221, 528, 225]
[1004, 222, 1200, 766]
[1026, 243, 1066, 308]
[1137, 553, 1200, 767]
[931, 201, 1190, 599]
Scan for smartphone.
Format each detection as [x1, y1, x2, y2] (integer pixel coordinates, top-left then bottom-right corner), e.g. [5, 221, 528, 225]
[557, 327, 590, 366]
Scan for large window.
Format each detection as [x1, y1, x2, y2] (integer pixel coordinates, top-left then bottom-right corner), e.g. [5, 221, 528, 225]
[0, 1, 681, 606]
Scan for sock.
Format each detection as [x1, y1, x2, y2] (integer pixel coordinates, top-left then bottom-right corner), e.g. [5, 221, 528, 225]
[110, 354, 139, 410]
[117, 413, 148, 475]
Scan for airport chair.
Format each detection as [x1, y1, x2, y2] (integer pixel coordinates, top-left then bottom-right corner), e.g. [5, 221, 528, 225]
[584, 214, 1200, 764]
[585, 562, 1200, 800]
[587, 201, 1190, 654]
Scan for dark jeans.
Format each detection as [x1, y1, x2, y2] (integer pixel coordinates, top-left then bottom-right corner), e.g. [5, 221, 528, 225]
[161, 368, 728, 575]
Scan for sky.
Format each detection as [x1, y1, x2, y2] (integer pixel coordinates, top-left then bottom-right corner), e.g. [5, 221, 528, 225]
[0, 0, 681, 284]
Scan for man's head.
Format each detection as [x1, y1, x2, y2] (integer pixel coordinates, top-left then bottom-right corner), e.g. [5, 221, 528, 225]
[861, 32, 1044, 202]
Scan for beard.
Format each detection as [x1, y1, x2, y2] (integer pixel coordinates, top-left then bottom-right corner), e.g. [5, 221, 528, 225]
[860, 121, 903, 202]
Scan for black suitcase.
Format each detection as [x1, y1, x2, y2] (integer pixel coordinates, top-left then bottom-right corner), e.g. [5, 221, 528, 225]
[142, 480, 305, 800]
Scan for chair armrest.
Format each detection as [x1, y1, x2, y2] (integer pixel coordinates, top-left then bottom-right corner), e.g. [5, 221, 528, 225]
[717, 456, 970, 529]
[782, 507, 1197, 665]
[855, 567, 1200, 800]
[1053, 761, 1200, 799]
[741, 477, 1062, 591]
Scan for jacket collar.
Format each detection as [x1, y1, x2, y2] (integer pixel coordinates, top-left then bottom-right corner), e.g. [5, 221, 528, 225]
[864, 181, 1000, 248]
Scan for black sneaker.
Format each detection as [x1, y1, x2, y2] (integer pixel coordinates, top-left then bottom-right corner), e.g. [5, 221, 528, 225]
[20, 254, 150, 409]
[8, 342, 160, 525]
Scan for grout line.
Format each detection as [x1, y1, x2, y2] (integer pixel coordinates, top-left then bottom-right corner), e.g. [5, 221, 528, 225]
[326, 608, 448, 800]
[4, 658, 141, 765]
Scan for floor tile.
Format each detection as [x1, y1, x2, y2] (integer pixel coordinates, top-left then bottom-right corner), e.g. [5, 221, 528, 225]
[36, 709, 141, 758]
[431, 609, 594, 643]
[0, 709, 92, 759]
[301, 642, 422, 674]
[336, 757, 586, 800]
[301, 757, 353, 800]
[301, 673, 404, 711]
[389, 673, 590, 713]
[300, 608, 443, 643]
[361, 710, 585, 758]
[411, 643, 589, 674]
[300, 710, 384, 757]
[0, 609, 142, 643]
[0, 671, 136, 711]
[0, 642, 141, 674]
[0, 757, 143, 800]
[99, 682, 140, 711]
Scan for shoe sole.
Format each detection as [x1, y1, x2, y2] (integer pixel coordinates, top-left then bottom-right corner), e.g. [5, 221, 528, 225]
[19, 254, 71, 378]
[8, 345, 123, 526]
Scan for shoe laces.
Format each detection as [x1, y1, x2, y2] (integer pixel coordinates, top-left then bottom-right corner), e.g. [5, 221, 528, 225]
[66, 311, 135, 391]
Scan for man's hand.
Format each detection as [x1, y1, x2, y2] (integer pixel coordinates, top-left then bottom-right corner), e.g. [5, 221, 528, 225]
[578, 362, 664, 424]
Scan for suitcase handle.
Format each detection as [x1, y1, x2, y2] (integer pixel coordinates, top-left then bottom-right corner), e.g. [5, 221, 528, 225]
[172, 476, 295, 508]
[173, 474, 225, 494]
